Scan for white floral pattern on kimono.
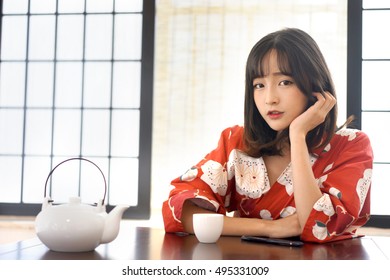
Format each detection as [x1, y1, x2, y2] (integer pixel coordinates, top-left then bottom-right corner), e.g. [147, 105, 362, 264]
[260, 209, 272, 220]
[356, 169, 372, 213]
[280, 206, 296, 218]
[180, 167, 198, 182]
[336, 128, 359, 141]
[277, 164, 294, 196]
[313, 194, 335, 217]
[200, 160, 228, 196]
[278, 155, 317, 195]
[312, 221, 328, 240]
[227, 149, 270, 199]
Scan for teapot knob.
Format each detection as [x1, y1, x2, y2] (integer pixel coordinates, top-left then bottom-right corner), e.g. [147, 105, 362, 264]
[69, 197, 81, 204]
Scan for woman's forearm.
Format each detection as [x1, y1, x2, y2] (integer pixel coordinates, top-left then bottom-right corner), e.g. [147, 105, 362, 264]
[289, 132, 322, 229]
[288, 91, 336, 229]
[181, 200, 301, 238]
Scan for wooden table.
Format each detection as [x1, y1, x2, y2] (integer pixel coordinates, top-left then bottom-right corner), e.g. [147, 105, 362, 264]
[1, 226, 389, 260]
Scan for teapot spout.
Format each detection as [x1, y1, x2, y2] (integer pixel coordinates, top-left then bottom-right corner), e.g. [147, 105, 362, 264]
[100, 205, 129, 244]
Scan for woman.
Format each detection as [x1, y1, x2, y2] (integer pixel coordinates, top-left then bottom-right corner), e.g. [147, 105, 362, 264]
[162, 28, 373, 243]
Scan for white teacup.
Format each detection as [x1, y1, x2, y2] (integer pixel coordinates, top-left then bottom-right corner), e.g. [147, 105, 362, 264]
[193, 213, 224, 243]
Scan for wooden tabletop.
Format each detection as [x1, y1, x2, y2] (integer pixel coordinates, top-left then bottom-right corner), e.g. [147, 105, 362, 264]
[0, 226, 389, 260]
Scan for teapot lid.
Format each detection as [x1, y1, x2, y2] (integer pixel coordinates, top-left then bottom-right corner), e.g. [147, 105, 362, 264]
[43, 157, 107, 205]
[59, 197, 103, 211]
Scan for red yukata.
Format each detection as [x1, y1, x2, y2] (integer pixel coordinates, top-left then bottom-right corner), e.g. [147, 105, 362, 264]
[162, 125, 373, 243]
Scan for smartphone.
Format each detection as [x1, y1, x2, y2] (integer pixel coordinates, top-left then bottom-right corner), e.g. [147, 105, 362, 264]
[241, 235, 304, 247]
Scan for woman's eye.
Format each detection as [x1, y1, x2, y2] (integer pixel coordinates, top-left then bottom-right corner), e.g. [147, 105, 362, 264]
[279, 80, 293, 86]
[253, 83, 264, 89]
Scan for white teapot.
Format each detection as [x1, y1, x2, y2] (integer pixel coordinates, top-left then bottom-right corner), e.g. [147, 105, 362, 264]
[35, 158, 129, 252]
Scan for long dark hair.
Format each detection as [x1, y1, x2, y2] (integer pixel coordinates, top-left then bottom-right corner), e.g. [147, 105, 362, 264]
[243, 28, 338, 157]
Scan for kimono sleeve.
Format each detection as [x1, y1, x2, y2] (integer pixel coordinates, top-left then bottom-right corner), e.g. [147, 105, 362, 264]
[162, 126, 243, 233]
[301, 129, 373, 243]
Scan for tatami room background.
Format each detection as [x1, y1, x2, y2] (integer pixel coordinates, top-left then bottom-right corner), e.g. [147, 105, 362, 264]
[0, 0, 389, 227]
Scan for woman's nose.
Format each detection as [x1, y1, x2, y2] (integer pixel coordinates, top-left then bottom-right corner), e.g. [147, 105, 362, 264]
[265, 89, 279, 105]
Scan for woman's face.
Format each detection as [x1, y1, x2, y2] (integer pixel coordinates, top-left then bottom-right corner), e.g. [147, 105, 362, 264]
[253, 50, 308, 133]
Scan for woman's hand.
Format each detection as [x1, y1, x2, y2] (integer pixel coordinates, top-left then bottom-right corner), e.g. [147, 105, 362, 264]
[289, 91, 336, 138]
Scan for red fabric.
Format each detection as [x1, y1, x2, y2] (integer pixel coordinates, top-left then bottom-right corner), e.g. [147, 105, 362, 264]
[162, 125, 373, 243]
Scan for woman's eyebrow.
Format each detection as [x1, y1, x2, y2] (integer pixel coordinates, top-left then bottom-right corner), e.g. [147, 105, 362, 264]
[254, 72, 291, 78]
[272, 71, 291, 77]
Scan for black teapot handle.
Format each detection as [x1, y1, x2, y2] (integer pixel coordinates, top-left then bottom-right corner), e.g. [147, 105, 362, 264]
[44, 157, 107, 204]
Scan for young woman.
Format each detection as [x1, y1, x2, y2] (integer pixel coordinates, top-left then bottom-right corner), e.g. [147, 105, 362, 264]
[162, 28, 373, 243]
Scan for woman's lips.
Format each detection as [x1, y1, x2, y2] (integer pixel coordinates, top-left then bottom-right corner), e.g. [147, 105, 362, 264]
[267, 110, 284, 119]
